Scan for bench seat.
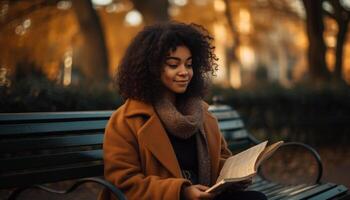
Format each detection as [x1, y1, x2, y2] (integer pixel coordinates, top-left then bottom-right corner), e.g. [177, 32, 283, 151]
[209, 104, 349, 200]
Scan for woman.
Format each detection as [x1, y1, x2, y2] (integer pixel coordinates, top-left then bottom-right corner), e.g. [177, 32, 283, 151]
[100, 22, 267, 200]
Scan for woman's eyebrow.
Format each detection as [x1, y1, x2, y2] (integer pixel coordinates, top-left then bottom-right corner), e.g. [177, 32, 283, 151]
[166, 56, 192, 61]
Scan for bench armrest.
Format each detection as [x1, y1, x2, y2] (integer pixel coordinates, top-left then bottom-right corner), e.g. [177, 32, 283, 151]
[9, 177, 126, 200]
[258, 142, 323, 184]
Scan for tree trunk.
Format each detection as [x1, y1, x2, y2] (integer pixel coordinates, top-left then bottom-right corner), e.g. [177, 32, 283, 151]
[333, 20, 349, 81]
[131, 0, 169, 25]
[72, 0, 109, 83]
[302, 0, 330, 81]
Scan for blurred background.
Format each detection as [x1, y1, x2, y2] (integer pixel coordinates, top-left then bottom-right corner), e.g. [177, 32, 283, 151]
[0, 0, 349, 193]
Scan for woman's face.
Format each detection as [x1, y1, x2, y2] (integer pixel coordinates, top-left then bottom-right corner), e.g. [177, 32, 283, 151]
[161, 45, 193, 96]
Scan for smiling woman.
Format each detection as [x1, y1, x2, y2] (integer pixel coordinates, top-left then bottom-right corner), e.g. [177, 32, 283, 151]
[100, 21, 267, 200]
[116, 22, 217, 104]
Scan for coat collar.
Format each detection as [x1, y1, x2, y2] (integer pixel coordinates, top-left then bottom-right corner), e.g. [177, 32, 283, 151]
[123, 98, 209, 118]
[124, 99, 155, 117]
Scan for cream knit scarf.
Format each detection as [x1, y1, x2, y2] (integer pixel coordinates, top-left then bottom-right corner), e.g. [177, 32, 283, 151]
[154, 97, 211, 186]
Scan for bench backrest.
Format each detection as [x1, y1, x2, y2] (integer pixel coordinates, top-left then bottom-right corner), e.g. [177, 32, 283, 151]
[0, 105, 254, 189]
[208, 104, 258, 151]
[0, 111, 112, 189]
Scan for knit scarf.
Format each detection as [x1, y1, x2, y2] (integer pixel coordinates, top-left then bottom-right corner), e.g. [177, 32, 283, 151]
[154, 97, 211, 186]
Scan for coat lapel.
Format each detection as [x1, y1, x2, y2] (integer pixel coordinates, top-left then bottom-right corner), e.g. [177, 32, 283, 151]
[124, 99, 221, 182]
[138, 114, 182, 178]
[203, 113, 221, 184]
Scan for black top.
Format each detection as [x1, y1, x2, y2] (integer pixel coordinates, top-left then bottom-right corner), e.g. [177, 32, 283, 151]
[167, 133, 199, 184]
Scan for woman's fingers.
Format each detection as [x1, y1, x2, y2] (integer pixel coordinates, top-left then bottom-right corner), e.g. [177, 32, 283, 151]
[195, 184, 210, 191]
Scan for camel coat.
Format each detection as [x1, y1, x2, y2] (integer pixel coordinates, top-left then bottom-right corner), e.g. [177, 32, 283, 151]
[99, 99, 232, 200]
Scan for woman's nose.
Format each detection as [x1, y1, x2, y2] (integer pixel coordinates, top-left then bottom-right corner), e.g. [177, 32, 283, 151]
[178, 64, 188, 76]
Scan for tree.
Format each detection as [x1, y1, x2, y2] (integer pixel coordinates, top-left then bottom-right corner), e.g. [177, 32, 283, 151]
[131, 0, 169, 25]
[302, 0, 331, 82]
[72, 0, 109, 82]
[302, 0, 350, 84]
[1, 0, 109, 83]
[324, 0, 350, 82]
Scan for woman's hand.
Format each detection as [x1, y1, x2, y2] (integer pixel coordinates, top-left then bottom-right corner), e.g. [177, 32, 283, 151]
[182, 184, 216, 200]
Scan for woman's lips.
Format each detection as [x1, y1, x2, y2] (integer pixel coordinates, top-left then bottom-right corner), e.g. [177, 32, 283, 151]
[174, 80, 189, 86]
[175, 79, 189, 82]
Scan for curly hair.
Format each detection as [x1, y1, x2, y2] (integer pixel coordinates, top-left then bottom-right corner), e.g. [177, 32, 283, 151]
[116, 21, 218, 103]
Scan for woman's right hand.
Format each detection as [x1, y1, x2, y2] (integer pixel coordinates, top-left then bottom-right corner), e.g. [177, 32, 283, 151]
[182, 184, 216, 200]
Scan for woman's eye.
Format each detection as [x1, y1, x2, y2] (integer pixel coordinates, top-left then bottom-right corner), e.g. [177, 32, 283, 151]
[167, 64, 178, 68]
[186, 63, 193, 68]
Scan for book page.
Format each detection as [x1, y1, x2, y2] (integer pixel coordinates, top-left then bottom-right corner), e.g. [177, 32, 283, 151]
[255, 141, 284, 168]
[216, 141, 268, 183]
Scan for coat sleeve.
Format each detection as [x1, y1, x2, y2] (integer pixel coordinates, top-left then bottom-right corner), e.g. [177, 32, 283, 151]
[103, 112, 190, 200]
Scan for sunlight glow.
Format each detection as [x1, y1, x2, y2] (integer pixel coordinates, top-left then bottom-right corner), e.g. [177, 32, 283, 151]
[63, 50, 73, 86]
[168, 5, 181, 17]
[92, 0, 112, 6]
[124, 10, 143, 26]
[340, 0, 350, 10]
[239, 45, 255, 70]
[238, 9, 251, 34]
[322, 1, 334, 13]
[213, 23, 228, 85]
[214, 0, 226, 12]
[57, 1, 72, 10]
[23, 19, 31, 29]
[193, 0, 209, 6]
[230, 63, 242, 89]
[0, 67, 10, 87]
[169, 0, 188, 7]
[0, 1, 9, 19]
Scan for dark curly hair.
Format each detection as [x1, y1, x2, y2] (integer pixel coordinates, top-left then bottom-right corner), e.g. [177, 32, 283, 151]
[116, 21, 218, 103]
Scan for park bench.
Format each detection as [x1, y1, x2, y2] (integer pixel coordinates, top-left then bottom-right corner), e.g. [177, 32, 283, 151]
[0, 104, 349, 199]
[208, 102, 349, 200]
[0, 111, 126, 200]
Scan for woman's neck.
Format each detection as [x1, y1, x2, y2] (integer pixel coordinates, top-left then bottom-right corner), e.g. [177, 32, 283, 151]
[162, 91, 176, 105]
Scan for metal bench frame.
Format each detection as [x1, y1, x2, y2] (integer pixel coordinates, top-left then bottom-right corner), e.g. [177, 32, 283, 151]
[209, 103, 349, 200]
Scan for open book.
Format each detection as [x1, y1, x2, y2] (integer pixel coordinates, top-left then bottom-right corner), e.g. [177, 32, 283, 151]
[206, 140, 284, 193]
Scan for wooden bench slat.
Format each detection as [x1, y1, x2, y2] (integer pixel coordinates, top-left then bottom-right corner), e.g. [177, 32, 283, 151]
[0, 150, 102, 172]
[0, 120, 108, 135]
[264, 184, 316, 199]
[0, 162, 103, 189]
[308, 185, 349, 200]
[259, 184, 285, 193]
[252, 182, 279, 192]
[222, 129, 249, 140]
[208, 105, 232, 112]
[262, 184, 289, 196]
[0, 134, 103, 153]
[248, 180, 269, 190]
[279, 183, 336, 200]
[211, 111, 240, 120]
[218, 119, 244, 131]
[268, 184, 317, 200]
[0, 111, 113, 122]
